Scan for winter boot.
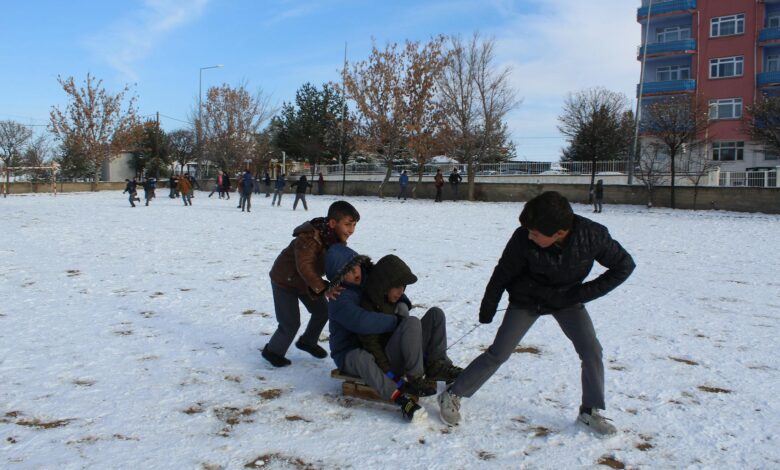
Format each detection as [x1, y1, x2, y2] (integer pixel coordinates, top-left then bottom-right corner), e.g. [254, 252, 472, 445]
[261, 345, 291, 367]
[437, 386, 461, 426]
[425, 359, 463, 384]
[395, 394, 426, 423]
[577, 407, 617, 435]
[404, 376, 437, 397]
[295, 339, 327, 359]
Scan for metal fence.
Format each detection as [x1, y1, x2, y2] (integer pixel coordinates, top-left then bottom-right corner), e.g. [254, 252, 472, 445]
[316, 160, 630, 177]
[719, 170, 778, 188]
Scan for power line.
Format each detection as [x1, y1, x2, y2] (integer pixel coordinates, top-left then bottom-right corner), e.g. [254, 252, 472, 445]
[158, 114, 193, 125]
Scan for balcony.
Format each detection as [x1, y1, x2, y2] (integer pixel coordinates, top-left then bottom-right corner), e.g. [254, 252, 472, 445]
[759, 27, 780, 43]
[757, 71, 780, 87]
[637, 0, 696, 19]
[637, 79, 696, 97]
[638, 39, 696, 57]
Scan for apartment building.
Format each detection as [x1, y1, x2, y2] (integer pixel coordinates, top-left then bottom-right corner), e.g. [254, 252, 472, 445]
[637, 0, 780, 171]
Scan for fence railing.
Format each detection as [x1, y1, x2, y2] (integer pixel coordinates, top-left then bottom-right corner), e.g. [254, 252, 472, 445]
[314, 160, 631, 177]
[719, 170, 778, 188]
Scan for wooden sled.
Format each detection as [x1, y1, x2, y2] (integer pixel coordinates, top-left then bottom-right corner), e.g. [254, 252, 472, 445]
[330, 369, 384, 402]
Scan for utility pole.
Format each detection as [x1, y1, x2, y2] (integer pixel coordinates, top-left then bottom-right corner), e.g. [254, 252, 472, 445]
[156, 111, 161, 178]
[340, 41, 348, 196]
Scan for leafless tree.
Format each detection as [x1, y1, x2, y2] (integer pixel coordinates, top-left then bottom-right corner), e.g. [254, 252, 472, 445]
[0, 120, 33, 197]
[635, 142, 669, 208]
[439, 33, 520, 200]
[49, 74, 139, 190]
[682, 143, 719, 210]
[22, 134, 54, 182]
[200, 81, 275, 175]
[743, 94, 780, 160]
[641, 94, 708, 209]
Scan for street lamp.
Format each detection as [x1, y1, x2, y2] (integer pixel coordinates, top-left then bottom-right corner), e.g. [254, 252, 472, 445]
[198, 64, 223, 175]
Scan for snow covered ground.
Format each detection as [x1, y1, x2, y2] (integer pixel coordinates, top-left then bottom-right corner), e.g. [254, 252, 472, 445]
[1, 190, 779, 469]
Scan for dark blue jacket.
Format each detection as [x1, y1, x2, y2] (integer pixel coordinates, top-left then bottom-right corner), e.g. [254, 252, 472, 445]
[325, 244, 397, 369]
[399, 173, 409, 186]
[241, 172, 254, 193]
[274, 175, 286, 191]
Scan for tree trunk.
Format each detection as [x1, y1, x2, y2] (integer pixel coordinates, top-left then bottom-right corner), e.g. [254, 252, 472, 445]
[670, 152, 676, 209]
[93, 166, 100, 192]
[4, 167, 8, 198]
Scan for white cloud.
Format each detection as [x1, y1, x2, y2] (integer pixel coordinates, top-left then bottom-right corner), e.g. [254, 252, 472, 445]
[85, 0, 209, 81]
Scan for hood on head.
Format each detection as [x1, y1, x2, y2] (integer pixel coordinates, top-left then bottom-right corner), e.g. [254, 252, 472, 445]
[363, 254, 417, 307]
[325, 244, 371, 289]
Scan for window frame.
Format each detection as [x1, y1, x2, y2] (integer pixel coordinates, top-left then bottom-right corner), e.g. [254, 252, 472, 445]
[712, 141, 745, 161]
[768, 15, 780, 28]
[709, 56, 744, 79]
[656, 65, 691, 82]
[711, 14, 745, 38]
[767, 55, 780, 73]
[708, 98, 743, 120]
[657, 26, 691, 43]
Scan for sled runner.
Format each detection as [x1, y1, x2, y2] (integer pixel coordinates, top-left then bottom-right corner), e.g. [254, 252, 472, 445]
[330, 369, 383, 402]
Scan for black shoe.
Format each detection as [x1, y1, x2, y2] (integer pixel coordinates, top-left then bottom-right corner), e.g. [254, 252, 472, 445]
[261, 345, 291, 367]
[295, 340, 327, 359]
[395, 394, 425, 422]
[404, 376, 437, 397]
[426, 360, 463, 384]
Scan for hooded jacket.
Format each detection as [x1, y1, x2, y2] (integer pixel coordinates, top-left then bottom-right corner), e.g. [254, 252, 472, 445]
[357, 255, 416, 371]
[269, 219, 333, 295]
[480, 214, 635, 319]
[325, 244, 397, 370]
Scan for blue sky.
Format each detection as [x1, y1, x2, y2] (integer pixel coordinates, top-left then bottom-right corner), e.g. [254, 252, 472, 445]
[1, 0, 640, 161]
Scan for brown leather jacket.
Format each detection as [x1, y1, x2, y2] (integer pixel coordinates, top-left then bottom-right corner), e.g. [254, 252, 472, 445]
[177, 176, 192, 194]
[269, 221, 328, 296]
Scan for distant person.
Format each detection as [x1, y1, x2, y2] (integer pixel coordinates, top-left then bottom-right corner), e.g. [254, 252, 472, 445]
[168, 175, 178, 198]
[263, 171, 272, 197]
[437, 192, 635, 435]
[318, 172, 325, 195]
[222, 172, 231, 200]
[434, 169, 444, 203]
[178, 175, 192, 206]
[209, 171, 224, 198]
[291, 175, 312, 211]
[254, 171, 262, 195]
[123, 178, 141, 207]
[398, 170, 409, 200]
[240, 169, 254, 212]
[593, 180, 604, 213]
[272, 173, 286, 206]
[142, 177, 155, 206]
[448, 168, 462, 200]
[188, 174, 200, 192]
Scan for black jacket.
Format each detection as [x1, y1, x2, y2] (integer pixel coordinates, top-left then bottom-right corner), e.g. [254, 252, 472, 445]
[291, 177, 311, 194]
[480, 215, 635, 318]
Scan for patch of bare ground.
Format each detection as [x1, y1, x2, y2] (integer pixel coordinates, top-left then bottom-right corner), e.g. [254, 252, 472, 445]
[528, 426, 552, 437]
[16, 417, 73, 429]
[201, 464, 223, 470]
[6, 436, 17, 443]
[214, 406, 256, 427]
[258, 388, 283, 400]
[514, 346, 541, 355]
[285, 415, 311, 423]
[477, 450, 496, 460]
[149, 291, 164, 298]
[698, 385, 732, 394]
[669, 356, 699, 366]
[113, 330, 133, 336]
[244, 453, 319, 469]
[140, 311, 155, 318]
[66, 269, 81, 277]
[224, 375, 241, 383]
[71, 378, 96, 387]
[183, 404, 205, 415]
[597, 455, 625, 468]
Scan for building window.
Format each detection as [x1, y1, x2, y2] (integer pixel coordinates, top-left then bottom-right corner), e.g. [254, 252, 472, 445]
[711, 14, 745, 37]
[712, 141, 745, 161]
[709, 98, 743, 119]
[657, 27, 691, 43]
[767, 55, 780, 72]
[657, 65, 690, 81]
[768, 16, 780, 28]
[710, 56, 744, 78]
[765, 153, 779, 161]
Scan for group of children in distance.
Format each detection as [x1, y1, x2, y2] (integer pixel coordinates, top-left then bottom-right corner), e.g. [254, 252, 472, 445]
[261, 192, 635, 433]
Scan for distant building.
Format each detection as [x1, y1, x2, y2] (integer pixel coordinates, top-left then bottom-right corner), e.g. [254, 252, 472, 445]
[637, 0, 780, 171]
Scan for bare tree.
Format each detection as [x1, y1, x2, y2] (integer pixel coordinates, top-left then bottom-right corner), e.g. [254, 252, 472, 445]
[0, 120, 33, 197]
[558, 88, 633, 189]
[49, 74, 138, 190]
[682, 143, 719, 210]
[635, 143, 669, 208]
[22, 134, 53, 182]
[641, 95, 708, 209]
[744, 94, 780, 160]
[200, 81, 275, 175]
[168, 129, 195, 175]
[345, 40, 407, 197]
[439, 33, 520, 200]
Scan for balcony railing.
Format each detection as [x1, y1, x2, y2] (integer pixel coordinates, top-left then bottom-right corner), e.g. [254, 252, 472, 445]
[757, 71, 780, 86]
[638, 39, 696, 56]
[637, 0, 696, 18]
[637, 79, 696, 96]
[759, 27, 780, 43]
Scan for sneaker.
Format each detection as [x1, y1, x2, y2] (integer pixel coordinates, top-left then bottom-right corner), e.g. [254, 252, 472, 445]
[426, 360, 463, 384]
[261, 345, 291, 367]
[437, 388, 461, 426]
[395, 394, 426, 423]
[577, 409, 617, 435]
[404, 376, 437, 397]
[295, 340, 328, 359]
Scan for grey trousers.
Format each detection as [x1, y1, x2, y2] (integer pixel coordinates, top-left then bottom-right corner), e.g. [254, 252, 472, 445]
[271, 190, 283, 206]
[293, 193, 308, 210]
[342, 307, 451, 400]
[266, 282, 328, 356]
[451, 304, 605, 410]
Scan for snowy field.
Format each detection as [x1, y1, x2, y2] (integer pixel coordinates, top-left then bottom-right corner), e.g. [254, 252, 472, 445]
[1, 190, 779, 470]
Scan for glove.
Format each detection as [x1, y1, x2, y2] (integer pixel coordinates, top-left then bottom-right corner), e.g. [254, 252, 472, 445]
[394, 302, 410, 317]
[478, 309, 495, 324]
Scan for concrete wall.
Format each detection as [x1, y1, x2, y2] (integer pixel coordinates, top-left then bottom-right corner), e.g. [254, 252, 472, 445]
[319, 179, 780, 214]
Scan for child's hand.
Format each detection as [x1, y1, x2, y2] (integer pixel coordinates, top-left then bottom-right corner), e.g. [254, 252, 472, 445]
[325, 285, 344, 300]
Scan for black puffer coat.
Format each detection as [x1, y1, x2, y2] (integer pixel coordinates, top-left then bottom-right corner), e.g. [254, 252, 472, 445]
[480, 215, 635, 318]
